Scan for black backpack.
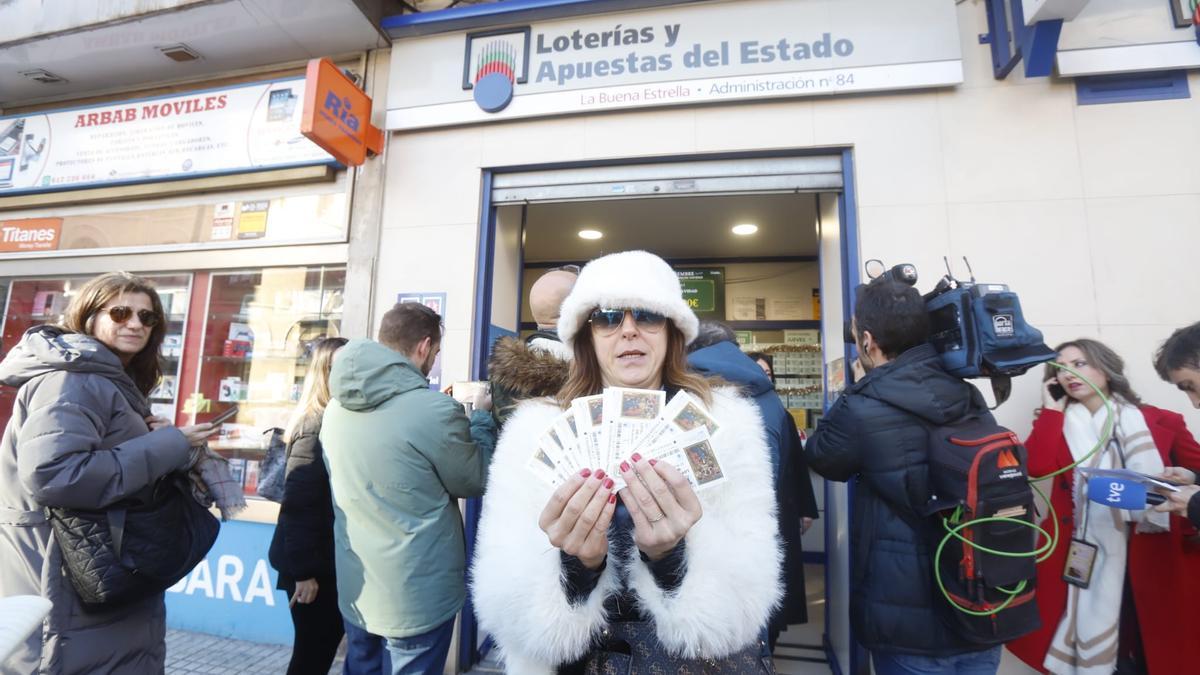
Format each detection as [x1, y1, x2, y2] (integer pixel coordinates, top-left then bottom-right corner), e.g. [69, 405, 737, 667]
[923, 416, 1041, 645]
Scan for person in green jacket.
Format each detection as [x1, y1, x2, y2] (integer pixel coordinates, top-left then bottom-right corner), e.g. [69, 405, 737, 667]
[321, 301, 496, 675]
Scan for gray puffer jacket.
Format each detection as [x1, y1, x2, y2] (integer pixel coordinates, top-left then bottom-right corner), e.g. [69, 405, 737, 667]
[0, 326, 191, 675]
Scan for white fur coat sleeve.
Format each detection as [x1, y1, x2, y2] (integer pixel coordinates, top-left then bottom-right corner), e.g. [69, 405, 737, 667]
[625, 387, 782, 659]
[471, 400, 620, 674]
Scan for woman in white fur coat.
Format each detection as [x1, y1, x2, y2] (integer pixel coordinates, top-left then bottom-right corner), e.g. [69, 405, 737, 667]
[472, 250, 781, 674]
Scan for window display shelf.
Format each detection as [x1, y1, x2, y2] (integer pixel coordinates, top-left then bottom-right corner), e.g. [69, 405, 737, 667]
[196, 265, 345, 500]
[203, 354, 314, 365]
[215, 399, 299, 406]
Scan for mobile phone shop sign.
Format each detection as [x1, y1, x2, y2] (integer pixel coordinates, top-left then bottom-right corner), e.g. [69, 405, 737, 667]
[0, 77, 335, 196]
[386, 0, 962, 129]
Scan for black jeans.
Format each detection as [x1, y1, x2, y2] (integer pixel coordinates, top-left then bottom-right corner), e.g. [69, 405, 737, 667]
[284, 574, 344, 675]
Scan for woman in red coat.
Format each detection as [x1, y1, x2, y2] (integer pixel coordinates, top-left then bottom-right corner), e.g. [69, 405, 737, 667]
[1008, 339, 1200, 674]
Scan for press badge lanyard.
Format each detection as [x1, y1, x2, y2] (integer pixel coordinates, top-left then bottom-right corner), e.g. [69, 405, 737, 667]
[1066, 420, 1127, 588]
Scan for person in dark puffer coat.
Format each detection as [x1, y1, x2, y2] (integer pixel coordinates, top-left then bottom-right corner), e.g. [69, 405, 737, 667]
[0, 272, 218, 675]
[268, 337, 348, 675]
[488, 267, 576, 428]
[805, 280, 1006, 675]
[685, 322, 819, 647]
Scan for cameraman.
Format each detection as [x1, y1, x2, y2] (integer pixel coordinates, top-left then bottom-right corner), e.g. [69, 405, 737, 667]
[804, 279, 1003, 675]
[1152, 321, 1200, 527]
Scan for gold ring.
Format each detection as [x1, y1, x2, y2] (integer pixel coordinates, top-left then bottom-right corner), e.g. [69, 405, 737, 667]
[648, 512, 665, 523]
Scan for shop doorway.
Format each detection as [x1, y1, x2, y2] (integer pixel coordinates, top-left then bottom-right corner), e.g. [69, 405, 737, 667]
[464, 152, 862, 675]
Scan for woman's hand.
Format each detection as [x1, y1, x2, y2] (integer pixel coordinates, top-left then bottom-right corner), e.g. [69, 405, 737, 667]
[1159, 466, 1197, 485]
[538, 469, 617, 570]
[145, 415, 218, 446]
[144, 415, 172, 431]
[178, 423, 218, 446]
[289, 578, 319, 607]
[1041, 379, 1067, 412]
[618, 454, 703, 561]
[1154, 484, 1200, 516]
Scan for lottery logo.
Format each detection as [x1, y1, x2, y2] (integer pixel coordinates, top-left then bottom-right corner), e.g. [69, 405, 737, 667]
[463, 28, 530, 113]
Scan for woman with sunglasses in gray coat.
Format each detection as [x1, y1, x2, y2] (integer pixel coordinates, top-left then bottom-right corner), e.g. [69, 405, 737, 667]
[0, 272, 216, 675]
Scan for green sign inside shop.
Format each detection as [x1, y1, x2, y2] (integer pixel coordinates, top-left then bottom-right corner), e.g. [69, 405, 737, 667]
[675, 267, 724, 319]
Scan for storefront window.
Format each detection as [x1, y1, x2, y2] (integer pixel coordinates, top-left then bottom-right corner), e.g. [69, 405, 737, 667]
[0, 266, 345, 501]
[0, 273, 192, 432]
[198, 265, 345, 497]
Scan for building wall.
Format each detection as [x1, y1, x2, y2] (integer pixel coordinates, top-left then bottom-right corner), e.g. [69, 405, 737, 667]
[376, 0, 1200, 438]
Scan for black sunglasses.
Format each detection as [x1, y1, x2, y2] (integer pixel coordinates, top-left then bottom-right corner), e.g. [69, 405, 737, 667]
[103, 306, 161, 328]
[588, 308, 667, 335]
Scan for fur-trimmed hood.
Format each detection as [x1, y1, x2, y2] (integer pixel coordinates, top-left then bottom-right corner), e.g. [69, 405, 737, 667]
[487, 336, 570, 400]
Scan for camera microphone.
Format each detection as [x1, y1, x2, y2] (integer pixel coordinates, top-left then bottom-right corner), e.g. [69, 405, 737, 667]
[1085, 476, 1167, 510]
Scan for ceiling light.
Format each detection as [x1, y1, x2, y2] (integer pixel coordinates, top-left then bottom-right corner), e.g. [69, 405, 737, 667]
[732, 223, 758, 236]
[20, 69, 68, 84]
[157, 44, 202, 62]
[578, 229, 603, 240]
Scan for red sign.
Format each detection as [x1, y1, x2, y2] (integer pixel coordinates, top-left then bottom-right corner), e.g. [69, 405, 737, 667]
[300, 58, 384, 166]
[0, 218, 62, 252]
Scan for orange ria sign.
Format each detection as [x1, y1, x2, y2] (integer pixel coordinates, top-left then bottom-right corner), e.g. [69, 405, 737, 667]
[0, 218, 62, 253]
[300, 58, 384, 166]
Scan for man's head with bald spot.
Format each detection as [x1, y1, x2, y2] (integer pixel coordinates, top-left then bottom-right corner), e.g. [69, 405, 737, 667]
[530, 269, 578, 330]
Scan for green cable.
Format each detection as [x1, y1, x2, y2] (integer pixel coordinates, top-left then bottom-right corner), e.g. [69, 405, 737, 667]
[935, 362, 1113, 616]
[939, 514, 1054, 559]
[934, 518, 1031, 617]
[1030, 362, 1114, 481]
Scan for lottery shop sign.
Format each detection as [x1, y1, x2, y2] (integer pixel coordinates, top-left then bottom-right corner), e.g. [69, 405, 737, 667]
[0, 77, 335, 197]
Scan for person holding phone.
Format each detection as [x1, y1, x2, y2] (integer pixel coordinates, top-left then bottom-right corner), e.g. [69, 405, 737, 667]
[268, 337, 348, 675]
[1150, 322, 1200, 527]
[0, 272, 219, 674]
[1008, 339, 1200, 675]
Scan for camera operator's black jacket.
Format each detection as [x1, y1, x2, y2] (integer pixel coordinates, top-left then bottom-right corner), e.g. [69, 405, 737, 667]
[805, 344, 992, 656]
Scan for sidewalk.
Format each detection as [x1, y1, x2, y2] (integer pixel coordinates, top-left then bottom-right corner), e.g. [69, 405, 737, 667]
[167, 566, 829, 674]
[165, 629, 343, 674]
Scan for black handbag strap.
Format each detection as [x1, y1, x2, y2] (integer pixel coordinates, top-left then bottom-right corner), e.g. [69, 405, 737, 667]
[107, 508, 127, 558]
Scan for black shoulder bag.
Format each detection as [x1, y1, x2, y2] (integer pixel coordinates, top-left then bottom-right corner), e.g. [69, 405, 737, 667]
[46, 473, 219, 610]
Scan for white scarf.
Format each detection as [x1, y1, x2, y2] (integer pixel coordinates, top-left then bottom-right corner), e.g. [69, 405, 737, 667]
[1044, 400, 1167, 675]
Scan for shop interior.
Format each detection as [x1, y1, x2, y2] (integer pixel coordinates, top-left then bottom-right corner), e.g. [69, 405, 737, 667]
[0, 265, 346, 500]
[482, 188, 839, 673]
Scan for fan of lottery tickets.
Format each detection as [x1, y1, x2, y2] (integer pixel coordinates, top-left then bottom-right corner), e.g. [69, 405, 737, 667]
[526, 388, 727, 492]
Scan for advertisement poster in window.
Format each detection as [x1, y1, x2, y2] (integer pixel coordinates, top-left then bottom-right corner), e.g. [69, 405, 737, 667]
[398, 292, 447, 390]
[675, 268, 724, 319]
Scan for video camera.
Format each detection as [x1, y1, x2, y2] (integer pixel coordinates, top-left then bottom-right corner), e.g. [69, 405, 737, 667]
[845, 258, 1056, 404]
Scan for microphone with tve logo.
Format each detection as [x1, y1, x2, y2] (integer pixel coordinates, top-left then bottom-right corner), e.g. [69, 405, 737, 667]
[1086, 476, 1167, 510]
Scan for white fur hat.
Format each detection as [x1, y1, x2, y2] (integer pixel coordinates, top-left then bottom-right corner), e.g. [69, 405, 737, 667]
[557, 250, 699, 351]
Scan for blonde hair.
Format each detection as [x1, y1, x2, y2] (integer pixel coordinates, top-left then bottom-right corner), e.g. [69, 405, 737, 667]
[284, 337, 348, 442]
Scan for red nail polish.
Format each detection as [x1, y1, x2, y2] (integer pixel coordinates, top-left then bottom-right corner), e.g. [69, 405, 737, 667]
[631, 453, 642, 462]
[580, 468, 591, 478]
[604, 478, 614, 490]
[608, 493, 617, 504]
[649, 459, 657, 466]
[620, 461, 631, 472]
[595, 469, 606, 480]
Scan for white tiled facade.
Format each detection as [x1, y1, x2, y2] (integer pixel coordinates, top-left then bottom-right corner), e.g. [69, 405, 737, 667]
[377, 0, 1200, 438]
